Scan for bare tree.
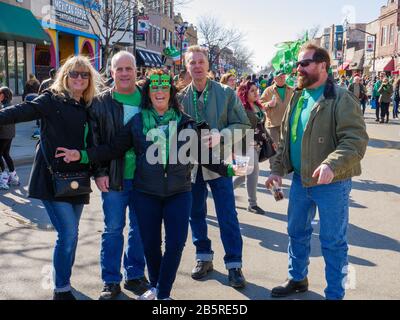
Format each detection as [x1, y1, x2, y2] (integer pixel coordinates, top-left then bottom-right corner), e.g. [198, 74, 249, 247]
[82, 0, 193, 71]
[296, 25, 321, 40]
[82, 0, 136, 71]
[197, 15, 244, 69]
[231, 43, 254, 75]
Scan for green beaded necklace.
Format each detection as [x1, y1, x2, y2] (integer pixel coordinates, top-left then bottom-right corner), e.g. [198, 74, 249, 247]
[193, 80, 209, 123]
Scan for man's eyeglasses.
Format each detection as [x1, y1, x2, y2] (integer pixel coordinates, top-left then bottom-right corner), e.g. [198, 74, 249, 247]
[296, 59, 316, 68]
[68, 71, 90, 79]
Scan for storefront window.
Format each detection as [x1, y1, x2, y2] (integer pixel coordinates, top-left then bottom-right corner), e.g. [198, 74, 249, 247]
[0, 42, 6, 87]
[17, 42, 25, 96]
[7, 41, 16, 94]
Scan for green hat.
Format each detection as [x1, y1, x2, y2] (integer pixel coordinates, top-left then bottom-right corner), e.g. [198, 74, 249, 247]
[274, 70, 285, 77]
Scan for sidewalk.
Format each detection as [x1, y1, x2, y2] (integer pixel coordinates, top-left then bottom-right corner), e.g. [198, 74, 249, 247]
[11, 121, 38, 167]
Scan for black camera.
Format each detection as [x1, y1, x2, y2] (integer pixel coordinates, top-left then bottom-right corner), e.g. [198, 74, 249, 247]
[195, 121, 210, 130]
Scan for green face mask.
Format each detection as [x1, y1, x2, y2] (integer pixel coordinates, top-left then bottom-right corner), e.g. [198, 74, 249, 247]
[150, 74, 171, 93]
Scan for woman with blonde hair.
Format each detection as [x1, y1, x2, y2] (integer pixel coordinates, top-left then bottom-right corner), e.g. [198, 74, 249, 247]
[220, 72, 237, 91]
[0, 55, 102, 300]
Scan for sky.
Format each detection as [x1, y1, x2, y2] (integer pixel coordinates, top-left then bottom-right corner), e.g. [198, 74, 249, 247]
[178, 0, 387, 70]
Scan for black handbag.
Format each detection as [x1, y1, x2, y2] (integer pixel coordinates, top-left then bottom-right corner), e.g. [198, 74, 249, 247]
[257, 124, 277, 163]
[40, 140, 92, 198]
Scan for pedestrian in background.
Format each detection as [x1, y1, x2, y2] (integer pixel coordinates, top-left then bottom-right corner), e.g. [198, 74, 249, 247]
[220, 72, 237, 91]
[373, 73, 384, 122]
[38, 68, 57, 94]
[0, 87, 19, 190]
[392, 77, 400, 119]
[234, 80, 267, 215]
[176, 70, 192, 92]
[348, 76, 367, 115]
[22, 74, 40, 101]
[378, 77, 393, 124]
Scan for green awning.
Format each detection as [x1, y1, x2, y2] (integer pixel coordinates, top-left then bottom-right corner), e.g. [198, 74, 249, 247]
[0, 2, 51, 45]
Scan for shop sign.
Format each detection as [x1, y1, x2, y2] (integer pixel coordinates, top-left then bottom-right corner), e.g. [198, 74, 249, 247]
[54, 0, 89, 29]
[367, 36, 375, 52]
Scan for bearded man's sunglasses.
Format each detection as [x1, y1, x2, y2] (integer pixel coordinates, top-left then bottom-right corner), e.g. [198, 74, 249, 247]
[296, 59, 317, 68]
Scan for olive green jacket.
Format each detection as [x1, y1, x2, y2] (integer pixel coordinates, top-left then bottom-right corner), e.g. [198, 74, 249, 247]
[271, 79, 369, 187]
[178, 80, 251, 181]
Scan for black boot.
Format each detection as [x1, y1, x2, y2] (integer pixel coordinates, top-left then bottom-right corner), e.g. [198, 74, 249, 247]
[228, 268, 246, 288]
[271, 278, 309, 298]
[191, 261, 213, 280]
[124, 276, 150, 296]
[99, 283, 121, 300]
[53, 291, 77, 300]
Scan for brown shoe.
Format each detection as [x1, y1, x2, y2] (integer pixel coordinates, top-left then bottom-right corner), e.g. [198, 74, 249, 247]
[191, 261, 213, 280]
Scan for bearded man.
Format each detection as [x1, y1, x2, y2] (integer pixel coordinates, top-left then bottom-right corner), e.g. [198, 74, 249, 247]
[266, 43, 369, 300]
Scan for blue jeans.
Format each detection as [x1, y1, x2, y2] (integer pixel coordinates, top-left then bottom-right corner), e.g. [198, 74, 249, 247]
[42, 200, 84, 292]
[132, 190, 192, 300]
[190, 170, 243, 269]
[394, 100, 399, 118]
[287, 174, 352, 300]
[101, 179, 145, 284]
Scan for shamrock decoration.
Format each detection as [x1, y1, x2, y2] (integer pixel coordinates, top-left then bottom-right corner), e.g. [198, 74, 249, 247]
[163, 46, 181, 62]
[271, 32, 309, 76]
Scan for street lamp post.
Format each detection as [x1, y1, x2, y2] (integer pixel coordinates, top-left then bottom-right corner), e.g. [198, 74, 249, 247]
[176, 22, 189, 71]
[132, 5, 145, 60]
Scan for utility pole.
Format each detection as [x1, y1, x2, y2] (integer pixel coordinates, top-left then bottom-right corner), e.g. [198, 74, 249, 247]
[132, 1, 137, 58]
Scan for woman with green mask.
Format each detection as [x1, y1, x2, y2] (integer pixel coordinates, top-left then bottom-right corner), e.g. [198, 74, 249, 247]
[56, 69, 244, 300]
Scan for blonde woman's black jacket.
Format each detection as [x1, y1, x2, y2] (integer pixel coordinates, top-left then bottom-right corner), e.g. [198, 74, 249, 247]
[0, 91, 93, 204]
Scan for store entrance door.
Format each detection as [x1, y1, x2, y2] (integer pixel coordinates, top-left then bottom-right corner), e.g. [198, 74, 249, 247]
[58, 33, 75, 65]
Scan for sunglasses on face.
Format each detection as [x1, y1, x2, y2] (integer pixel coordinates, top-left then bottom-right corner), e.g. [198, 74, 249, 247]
[150, 84, 171, 93]
[296, 59, 316, 68]
[68, 71, 90, 79]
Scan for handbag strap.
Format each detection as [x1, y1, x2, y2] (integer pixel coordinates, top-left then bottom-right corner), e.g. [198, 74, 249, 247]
[39, 139, 54, 175]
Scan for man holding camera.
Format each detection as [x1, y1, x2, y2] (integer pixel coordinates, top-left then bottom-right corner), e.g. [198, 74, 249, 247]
[179, 45, 251, 288]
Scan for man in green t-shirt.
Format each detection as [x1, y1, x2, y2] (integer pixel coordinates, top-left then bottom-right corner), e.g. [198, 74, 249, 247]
[90, 51, 148, 300]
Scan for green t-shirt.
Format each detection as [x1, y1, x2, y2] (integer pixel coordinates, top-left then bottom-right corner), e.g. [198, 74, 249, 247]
[113, 90, 142, 180]
[290, 84, 325, 174]
[276, 86, 286, 102]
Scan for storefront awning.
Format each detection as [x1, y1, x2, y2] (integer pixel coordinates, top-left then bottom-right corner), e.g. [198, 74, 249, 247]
[136, 49, 162, 68]
[0, 2, 51, 45]
[374, 57, 394, 72]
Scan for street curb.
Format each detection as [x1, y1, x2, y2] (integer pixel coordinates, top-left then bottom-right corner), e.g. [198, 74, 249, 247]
[14, 157, 35, 168]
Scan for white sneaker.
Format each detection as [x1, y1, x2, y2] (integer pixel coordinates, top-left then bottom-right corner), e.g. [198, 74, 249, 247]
[0, 173, 9, 190]
[0, 181, 9, 190]
[138, 287, 158, 301]
[8, 171, 20, 186]
[0, 171, 10, 190]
